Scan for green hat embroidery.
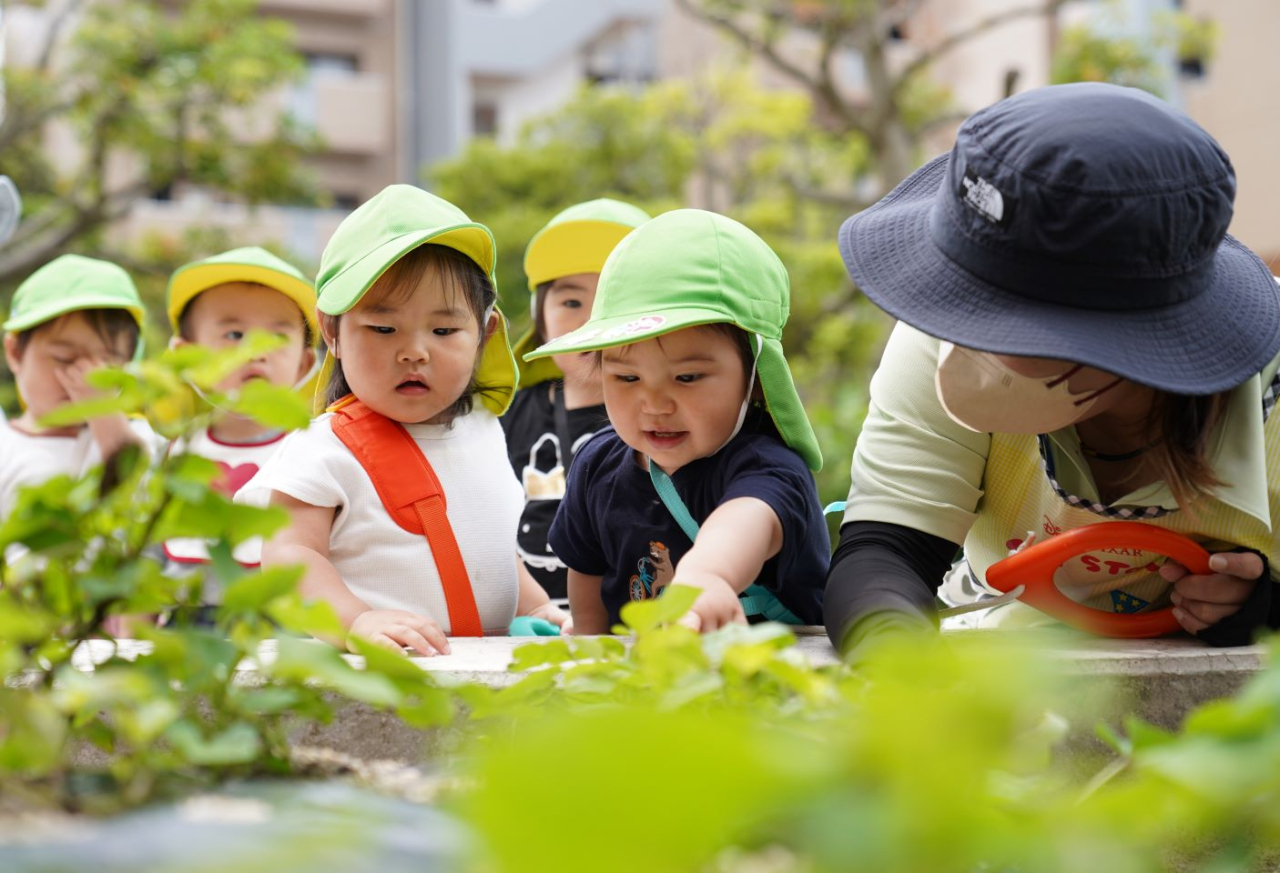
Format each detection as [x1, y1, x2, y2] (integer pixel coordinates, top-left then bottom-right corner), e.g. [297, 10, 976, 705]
[316, 184, 517, 416]
[526, 209, 821, 471]
[3, 254, 146, 359]
[514, 198, 650, 389]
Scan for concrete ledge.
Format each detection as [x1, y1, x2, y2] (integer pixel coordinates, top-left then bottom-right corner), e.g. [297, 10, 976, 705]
[67, 631, 1269, 762]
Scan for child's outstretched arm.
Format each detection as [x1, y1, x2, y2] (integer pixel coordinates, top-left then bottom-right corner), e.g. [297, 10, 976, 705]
[263, 491, 450, 657]
[566, 568, 608, 635]
[672, 497, 783, 632]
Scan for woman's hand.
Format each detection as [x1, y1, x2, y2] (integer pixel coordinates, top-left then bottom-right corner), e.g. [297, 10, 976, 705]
[348, 609, 450, 657]
[1161, 551, 1266, 634]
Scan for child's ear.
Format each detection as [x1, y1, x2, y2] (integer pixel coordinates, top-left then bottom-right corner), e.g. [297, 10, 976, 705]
[483, 310, 499, 341]
[168, 335, 189, 351]
[2, 332, 22, 373]
[318, 312, 339, 358]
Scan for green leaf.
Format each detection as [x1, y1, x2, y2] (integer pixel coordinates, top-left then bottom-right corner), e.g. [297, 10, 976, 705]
[508, 639, 574, 672]
[224, 380, 311, 430]
[220, 565, 303, 612]
[618, 584, 700, 633]
[267, 637, 401, 707]
[166, 719, 263, 766]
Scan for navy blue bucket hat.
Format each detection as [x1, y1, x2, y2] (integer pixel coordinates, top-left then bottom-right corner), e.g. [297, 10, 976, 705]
[838, 82, 1280, 395]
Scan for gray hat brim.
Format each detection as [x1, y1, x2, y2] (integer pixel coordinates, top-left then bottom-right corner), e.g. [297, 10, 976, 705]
[839, 155, 1280, 395]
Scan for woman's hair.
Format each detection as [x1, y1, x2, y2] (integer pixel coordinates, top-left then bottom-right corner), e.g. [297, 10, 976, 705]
[323, 243, 498, 423]
[13, 308, 140, 359]
[1144, 391, 1230, 510]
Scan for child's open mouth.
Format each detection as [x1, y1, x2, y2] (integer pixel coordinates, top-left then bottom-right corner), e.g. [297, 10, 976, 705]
[644, 430, 688, 450]
[396, 379, 429, 396]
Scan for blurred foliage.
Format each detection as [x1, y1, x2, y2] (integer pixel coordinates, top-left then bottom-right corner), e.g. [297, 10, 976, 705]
[1052, 6, 1219, 94]
[0, 339, 456, 812]
[0, 0, 321, 282]
[453, 591, 1280, 872]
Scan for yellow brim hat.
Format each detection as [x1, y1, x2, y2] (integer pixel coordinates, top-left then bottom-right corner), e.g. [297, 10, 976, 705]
[167, 246, 318, 338]
[514, 199, 650, 388]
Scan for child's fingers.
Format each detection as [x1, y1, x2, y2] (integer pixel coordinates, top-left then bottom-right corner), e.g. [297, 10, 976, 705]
[677, 611, 702, 632]
[403, 615, 451, 655]
[384, 624, 439, 658]
[369, 632, 411, 656]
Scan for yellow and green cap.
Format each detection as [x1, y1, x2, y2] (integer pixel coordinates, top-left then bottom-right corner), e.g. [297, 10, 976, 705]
[166, 246, 317, 339]
[3, 254, 146, 358]
[515, 198, 650, 387]
[315, 184, 517, 415]
[526, 209, 821, 471]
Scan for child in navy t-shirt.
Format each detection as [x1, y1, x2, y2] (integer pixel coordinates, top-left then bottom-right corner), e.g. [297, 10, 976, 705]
[525, 209, 829, 633]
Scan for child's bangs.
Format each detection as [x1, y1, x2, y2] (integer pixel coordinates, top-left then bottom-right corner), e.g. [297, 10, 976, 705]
[365, 243, 492, 325]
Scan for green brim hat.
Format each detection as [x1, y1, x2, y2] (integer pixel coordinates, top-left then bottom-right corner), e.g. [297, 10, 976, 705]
[167, 246, 318, 339]
[3, 254, 146, 360]
[513, 198, 651, 389]
[526, 209, 821, 472]
[315, 184, 517, 416]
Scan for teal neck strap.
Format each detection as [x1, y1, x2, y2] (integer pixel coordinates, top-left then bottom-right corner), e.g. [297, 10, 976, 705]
[649, 462, 700, 542]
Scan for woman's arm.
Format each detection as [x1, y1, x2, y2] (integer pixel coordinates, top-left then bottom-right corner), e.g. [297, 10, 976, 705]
[823, 520, 960, 654]
[671, 496, 781, 632]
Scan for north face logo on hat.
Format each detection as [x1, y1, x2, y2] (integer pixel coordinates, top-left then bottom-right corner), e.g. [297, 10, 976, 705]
[960, 172, 1009, 226]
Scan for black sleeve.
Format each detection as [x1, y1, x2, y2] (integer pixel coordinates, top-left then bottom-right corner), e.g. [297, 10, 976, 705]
[1195, 549, 1277, 648]
[823, 520, 960, 652]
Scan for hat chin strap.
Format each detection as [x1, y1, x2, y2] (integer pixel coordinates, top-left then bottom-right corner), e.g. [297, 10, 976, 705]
[714, 332, 763, 455]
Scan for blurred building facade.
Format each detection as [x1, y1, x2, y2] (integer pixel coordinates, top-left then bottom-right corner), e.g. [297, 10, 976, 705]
[5, 0, 1277, 265]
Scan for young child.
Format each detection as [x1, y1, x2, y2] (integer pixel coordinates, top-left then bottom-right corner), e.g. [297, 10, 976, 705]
[526, 209, 829, 634]
[161, 247, 318, 578]
[504, 199, 649, 600]
[241, 185, 562, 655]
[1, 254, 151, 521]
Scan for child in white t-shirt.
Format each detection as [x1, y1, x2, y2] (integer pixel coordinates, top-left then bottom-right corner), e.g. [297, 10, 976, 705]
[161, 247, 317, 580]
[1, 255, 154, 521]
[241, 185, 564, 655]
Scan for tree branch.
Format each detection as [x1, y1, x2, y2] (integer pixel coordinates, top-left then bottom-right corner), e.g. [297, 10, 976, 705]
[893, 0, 1069, 94]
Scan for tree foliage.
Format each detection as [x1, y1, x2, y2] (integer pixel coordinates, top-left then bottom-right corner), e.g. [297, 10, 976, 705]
[0, 0, 319, 284]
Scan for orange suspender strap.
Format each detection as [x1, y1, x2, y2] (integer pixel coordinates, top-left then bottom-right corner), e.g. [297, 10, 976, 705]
[327, 395, 484, 637]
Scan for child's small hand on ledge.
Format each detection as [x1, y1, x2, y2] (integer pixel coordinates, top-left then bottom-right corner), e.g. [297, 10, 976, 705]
[348, 608, 450, 658]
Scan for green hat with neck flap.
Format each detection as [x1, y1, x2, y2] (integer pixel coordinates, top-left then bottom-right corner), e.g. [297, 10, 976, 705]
[526, 208, 821, 471]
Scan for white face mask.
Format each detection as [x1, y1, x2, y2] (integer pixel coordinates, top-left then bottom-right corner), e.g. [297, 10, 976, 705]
[934, 341, 1123, 434]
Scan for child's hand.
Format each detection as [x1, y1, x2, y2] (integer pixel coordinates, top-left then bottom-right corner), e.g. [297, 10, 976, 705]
[524, 600, 569, 628]
[560, 616, 575, 636]
[348, 609, 451, 657]
[54, 356, 106, 404]
[674, 573, 747, 633]
[1162, 550, 1266, 634]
